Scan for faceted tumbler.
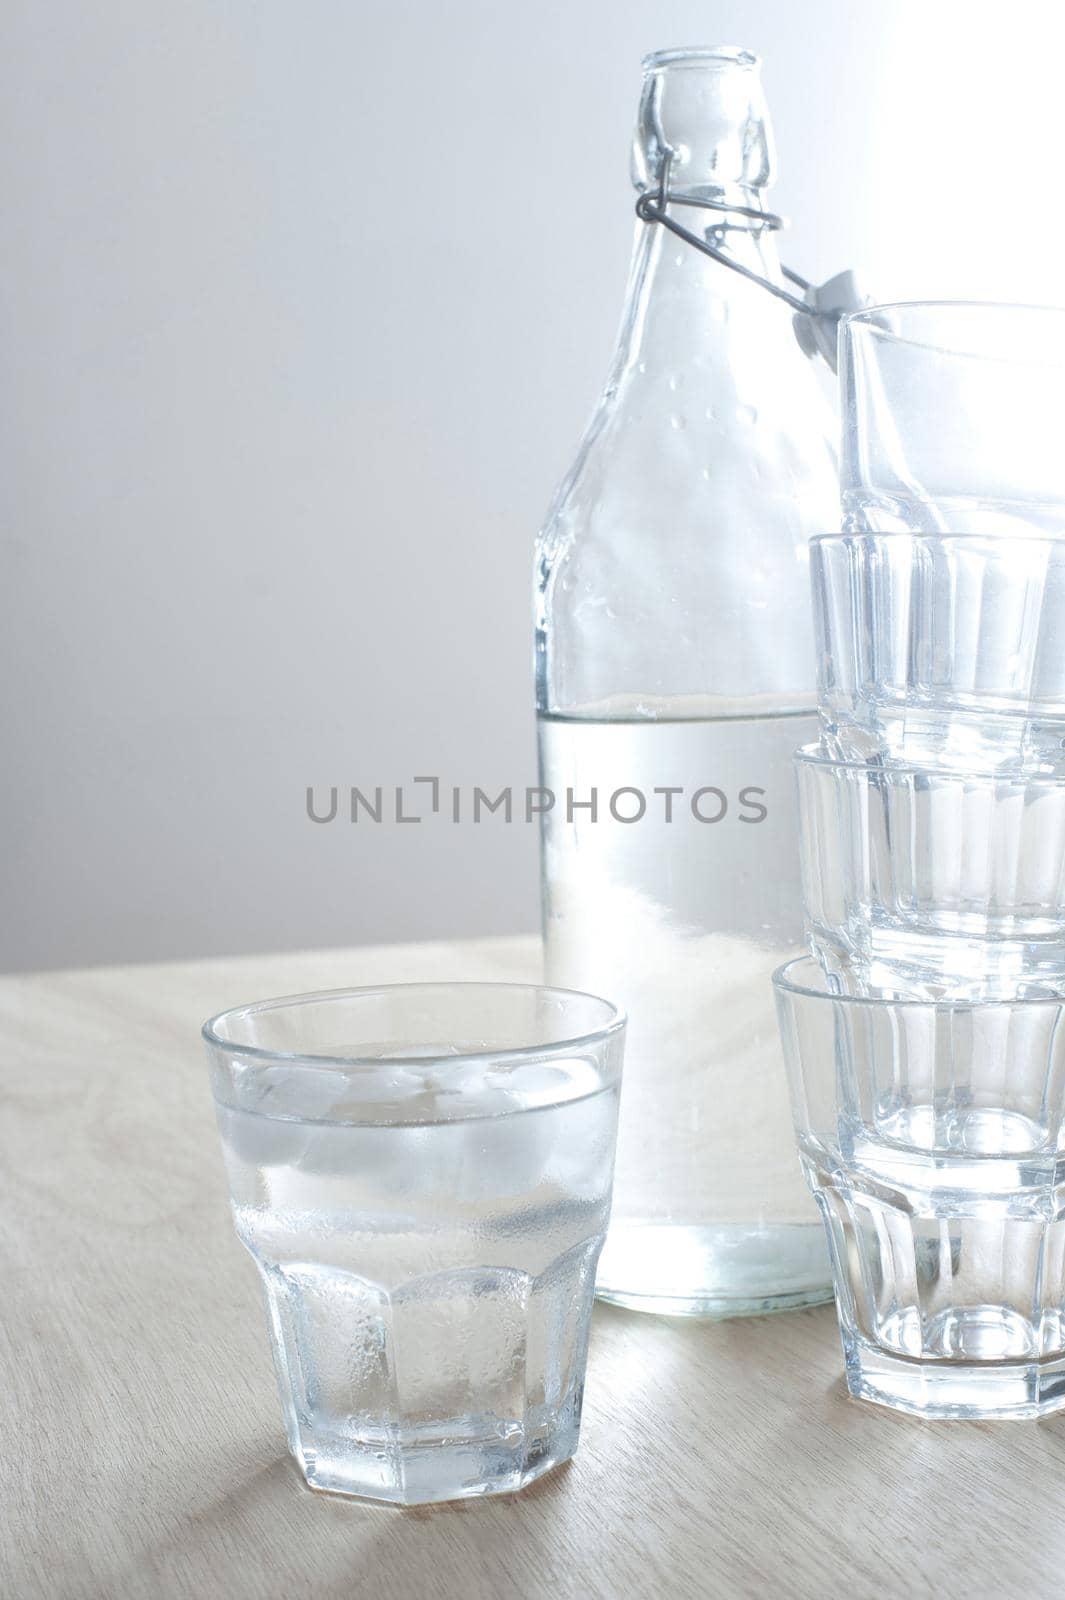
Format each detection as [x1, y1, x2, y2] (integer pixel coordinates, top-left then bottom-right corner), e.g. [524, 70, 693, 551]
[204, 982, 624, 1504]
[774, 955, 1065, 1419]
[796, 744, 1065, 998]
[812, 532, 1065, 774]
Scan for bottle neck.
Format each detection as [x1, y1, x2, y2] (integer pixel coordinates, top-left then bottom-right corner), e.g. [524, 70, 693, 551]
[626, 49, 787, 369]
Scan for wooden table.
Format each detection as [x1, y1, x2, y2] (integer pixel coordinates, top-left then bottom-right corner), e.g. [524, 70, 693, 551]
[5, 934, 1063, 1599]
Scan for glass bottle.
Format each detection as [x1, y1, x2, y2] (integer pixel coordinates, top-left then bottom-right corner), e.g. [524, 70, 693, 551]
[535, 46, 838, 1316]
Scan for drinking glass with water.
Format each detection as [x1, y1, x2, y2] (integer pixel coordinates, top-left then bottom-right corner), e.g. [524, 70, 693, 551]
[203, 982, 624, 1504]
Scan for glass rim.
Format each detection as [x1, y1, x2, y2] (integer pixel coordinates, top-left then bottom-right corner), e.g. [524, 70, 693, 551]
[773, 954, 1065, 1013]
[811, 529, 1065, 549]
[643, 45, 759, 73]
[202, 980, 626, 1072]
[840, 299, 1065, 363]
[794, 741, 1065, 787]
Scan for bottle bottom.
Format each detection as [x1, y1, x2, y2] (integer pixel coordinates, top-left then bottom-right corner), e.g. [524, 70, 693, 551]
[594, 1220, 833, 1319]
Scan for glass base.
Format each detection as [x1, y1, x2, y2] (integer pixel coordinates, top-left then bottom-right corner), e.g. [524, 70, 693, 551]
[843, 1329, 1065, 1420]
[594, 1221, 833, 1319]
[296, 1392, 582, 1505]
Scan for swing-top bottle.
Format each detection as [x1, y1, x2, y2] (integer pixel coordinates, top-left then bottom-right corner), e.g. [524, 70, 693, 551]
[536, 46, 838, 1316]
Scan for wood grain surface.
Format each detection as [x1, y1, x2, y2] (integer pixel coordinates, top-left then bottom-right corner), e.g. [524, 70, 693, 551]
[4, 935, 1064, 1600]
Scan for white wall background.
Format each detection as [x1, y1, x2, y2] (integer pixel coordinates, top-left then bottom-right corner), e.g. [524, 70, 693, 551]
[4, 0, 1064, 971]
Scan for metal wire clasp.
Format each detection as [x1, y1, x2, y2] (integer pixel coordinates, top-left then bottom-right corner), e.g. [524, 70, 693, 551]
[636, 150, 865, 370]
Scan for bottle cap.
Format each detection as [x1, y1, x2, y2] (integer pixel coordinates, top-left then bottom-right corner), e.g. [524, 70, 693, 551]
[793, 270, 872, 372]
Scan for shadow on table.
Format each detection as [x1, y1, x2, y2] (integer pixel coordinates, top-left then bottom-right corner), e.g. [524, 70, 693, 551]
[89, 1428, 582, 1600]
[95, 1300, 1065, 1600]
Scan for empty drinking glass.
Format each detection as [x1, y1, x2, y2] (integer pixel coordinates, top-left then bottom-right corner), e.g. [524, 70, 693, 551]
[812, 532, 1065, 773]
[841, 301, 1065, 538]
[796, 744, 1065, 998]
[774, 955, 1065, 1419]
[203, 982, 625, 1504]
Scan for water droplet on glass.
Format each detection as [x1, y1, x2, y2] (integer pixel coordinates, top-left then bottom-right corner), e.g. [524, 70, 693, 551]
[674, 252, 685, 268]
[737, 404, 758, 425]
[669, 414, 686, 431]
[667, 374, 683, 392]
[701, 467, 712, 481]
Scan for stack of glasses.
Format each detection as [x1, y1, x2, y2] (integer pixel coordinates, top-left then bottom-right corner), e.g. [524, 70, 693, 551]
[774, 303, 1065, 1419]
